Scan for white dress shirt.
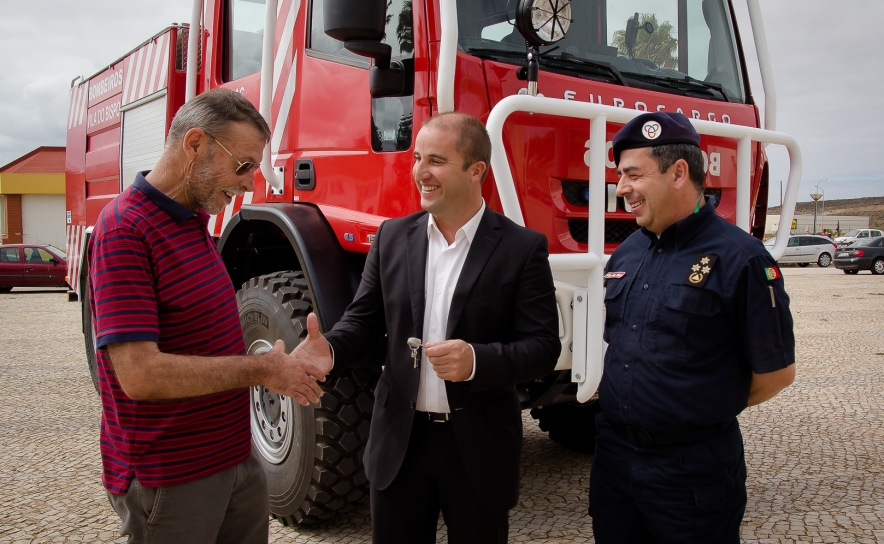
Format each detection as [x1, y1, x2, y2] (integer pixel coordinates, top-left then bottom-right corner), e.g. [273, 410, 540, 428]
[415, 202, 485, 413]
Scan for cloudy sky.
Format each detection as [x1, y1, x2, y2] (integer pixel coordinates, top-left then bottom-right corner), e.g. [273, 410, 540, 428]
[0, 1, 880, 206]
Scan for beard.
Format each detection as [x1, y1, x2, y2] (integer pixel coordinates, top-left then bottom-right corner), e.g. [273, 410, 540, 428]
[183, 149, 227, 215]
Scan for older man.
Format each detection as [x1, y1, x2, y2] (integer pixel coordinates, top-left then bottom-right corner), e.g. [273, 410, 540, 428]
[293, 112, 560, 543]
[88, 88, 330, 543]
[589, 111, 796, 543]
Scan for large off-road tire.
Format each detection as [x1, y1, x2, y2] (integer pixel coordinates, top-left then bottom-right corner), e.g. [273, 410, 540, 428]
[237, 271, 379, 525]
[82, 283, 100, 393]
[530, 401, 601, 454]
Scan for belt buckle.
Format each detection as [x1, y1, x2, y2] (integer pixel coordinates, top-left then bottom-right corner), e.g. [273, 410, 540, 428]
[428, 412, 450, 423]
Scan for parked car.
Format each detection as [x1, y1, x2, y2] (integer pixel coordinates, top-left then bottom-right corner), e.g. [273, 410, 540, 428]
[833, 236, 884, 275]
[0, 244, 69, 292]
[764, 234, 837, 267]
[834, 229, 884, 247]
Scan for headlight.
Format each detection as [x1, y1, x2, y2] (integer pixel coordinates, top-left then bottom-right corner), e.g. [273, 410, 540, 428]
[516, 0, 572, 46]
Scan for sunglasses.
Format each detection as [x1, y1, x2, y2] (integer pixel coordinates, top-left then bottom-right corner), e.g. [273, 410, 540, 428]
[205, 132, 257, 176]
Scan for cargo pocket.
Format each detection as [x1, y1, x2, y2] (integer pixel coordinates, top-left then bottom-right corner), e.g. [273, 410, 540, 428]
[645, 285, 722, 360]
[602, 278, 628, 341]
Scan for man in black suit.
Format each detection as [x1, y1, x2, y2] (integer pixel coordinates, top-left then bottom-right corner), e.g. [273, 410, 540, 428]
[294, 112, 560, 543]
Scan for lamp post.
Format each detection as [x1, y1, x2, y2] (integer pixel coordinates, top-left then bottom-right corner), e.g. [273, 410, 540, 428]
[814, 179, 827, 235]
[810, 193, 822, 234]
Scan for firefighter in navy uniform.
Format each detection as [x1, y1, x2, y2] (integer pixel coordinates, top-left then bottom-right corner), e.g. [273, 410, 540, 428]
[589, 112, 796, 543]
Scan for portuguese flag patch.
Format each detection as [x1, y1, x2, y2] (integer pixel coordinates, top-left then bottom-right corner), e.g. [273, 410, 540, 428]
[765, 266, 780, 281]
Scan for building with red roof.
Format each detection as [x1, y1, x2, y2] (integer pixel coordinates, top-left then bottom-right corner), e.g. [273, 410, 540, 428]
[0, 147, 66, 247]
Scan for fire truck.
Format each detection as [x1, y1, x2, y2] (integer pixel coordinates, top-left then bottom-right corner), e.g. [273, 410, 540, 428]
[65, 0, 801, 526]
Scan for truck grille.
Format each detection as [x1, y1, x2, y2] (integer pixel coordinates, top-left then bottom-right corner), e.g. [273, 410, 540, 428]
[563, 182, 722, 209]
[568, 220, 641, 245]
[562, 182, 589, 206]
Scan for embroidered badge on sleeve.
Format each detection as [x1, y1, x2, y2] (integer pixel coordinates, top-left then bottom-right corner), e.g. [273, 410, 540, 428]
[764, 266, 781, 281]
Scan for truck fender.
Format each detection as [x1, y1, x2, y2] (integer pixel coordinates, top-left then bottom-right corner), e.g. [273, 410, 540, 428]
[217, 203, 362, 333]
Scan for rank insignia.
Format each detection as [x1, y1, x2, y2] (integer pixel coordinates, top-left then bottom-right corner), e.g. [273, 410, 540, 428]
[765, 266, 780, 281]
[684, 255, 718, 287]
[604, 271, 626, 279]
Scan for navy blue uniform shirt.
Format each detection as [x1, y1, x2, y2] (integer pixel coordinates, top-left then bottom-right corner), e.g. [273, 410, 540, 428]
[600, 201, 795, 433]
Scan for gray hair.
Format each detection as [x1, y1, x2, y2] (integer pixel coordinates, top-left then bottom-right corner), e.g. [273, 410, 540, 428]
[647, 144, 706, 190]
[166, 88, 271, 147]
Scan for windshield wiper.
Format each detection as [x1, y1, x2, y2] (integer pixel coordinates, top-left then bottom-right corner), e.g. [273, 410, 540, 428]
[464, 48, 628, 88]
[464, 47, 530, 62]
[625, 72, 730, 102]
[549, 53, 629, 88]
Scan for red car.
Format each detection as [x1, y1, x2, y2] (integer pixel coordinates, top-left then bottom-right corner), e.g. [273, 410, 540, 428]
[0, 244, 69, 292]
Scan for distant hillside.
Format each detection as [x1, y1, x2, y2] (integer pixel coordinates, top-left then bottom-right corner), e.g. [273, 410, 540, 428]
[769, 196, 884, 229]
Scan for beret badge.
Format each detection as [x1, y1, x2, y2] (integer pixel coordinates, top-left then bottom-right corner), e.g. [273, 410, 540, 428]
[642, 121, 662, 140]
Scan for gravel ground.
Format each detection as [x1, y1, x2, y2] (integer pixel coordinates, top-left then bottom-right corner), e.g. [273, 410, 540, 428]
[0, 266, 882, 543]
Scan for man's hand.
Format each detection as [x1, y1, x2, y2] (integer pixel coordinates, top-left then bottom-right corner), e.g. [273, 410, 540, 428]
[264, 313, 334, 406]
[425, 339, 473, 382]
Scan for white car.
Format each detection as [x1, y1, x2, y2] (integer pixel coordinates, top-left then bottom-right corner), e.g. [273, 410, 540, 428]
[764, 235, 837, 267]
[834, 229, 884, 247]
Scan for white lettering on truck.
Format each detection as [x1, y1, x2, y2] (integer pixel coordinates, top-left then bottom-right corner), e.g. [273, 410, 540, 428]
[88, 70, 124, 103]
[87, 101, 121, 128]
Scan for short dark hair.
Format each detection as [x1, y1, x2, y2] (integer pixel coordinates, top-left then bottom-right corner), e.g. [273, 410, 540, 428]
[166, 88, 271, 147]
[423, 113, 492, 183]
[647, 144, 705, 190]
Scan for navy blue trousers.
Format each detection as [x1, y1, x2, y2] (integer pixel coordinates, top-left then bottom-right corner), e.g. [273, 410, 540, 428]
[589, 414, 747, 544]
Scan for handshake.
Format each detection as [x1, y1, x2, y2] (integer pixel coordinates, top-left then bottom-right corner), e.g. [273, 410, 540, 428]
[262, 313, 334, 406]
[261, 312, 476, 406]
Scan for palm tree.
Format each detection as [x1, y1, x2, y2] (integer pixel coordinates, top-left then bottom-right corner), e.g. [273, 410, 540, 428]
[611, 13, 678, 69]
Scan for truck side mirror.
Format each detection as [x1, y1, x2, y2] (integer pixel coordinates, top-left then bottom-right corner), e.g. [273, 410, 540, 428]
[324, 0, 406, 98]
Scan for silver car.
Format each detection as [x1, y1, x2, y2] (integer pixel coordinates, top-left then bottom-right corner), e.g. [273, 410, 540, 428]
[764, 235, 837, 267]
[834, 229, 884, 247]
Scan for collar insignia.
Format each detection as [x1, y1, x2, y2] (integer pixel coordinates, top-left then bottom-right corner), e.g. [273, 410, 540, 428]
[684, 255, 718, 287]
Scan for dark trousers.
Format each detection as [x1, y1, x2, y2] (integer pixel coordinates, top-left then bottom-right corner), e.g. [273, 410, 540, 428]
[589, 415, 747, 544]
[370, 415, 508, 544]
[107, 451, 269, 544]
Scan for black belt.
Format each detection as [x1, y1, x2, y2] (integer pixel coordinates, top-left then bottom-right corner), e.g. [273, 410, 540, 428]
[417, 411, 451, 423]
[615, 418, 734, 447]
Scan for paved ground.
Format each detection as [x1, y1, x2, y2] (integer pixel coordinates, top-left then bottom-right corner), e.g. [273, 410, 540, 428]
[0, 265, 882, 543]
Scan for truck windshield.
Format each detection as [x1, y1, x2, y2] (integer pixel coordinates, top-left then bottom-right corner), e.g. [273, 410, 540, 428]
[456, 0, 745, 102]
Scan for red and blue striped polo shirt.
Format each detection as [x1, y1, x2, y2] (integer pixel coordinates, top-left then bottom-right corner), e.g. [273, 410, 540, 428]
[88, 172, 251, 494]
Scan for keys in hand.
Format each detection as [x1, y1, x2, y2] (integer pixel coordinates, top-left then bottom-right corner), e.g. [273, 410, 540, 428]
[407, 337, 425, 368]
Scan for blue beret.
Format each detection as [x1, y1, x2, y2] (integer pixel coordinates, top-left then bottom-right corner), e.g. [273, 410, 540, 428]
[612, 112, 700, 165]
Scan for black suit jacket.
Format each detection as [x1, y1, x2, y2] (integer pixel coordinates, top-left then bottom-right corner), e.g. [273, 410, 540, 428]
[325, 207, 560, 513]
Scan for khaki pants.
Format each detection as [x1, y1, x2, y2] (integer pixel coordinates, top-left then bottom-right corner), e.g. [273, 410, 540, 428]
[107, 451, 269, 544]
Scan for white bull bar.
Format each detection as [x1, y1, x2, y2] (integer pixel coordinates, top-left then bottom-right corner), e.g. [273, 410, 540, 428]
[486, 95, 802, 403]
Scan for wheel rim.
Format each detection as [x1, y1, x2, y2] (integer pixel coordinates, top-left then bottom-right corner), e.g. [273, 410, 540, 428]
[875, 261, 884, 274]
[248, 339, 295, 464]
[819, 254, 831, 267]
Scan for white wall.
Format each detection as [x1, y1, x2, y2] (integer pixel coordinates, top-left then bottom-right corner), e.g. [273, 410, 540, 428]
[21, 194, 66, 248]
[765, 214, 869, 239]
